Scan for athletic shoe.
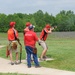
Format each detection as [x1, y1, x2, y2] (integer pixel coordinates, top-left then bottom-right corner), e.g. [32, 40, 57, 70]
[35, 65, 41, 68]
[39, 58, 45, 61]
[43, 56, 47, 59]
[15, 61, 20, 65]
[11, 62, 14, 65]
[28, 66, 31, 68]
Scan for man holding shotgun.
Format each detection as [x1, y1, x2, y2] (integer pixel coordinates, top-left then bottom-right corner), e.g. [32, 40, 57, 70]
[39, 24, 57, 61]
[7, 21, 22, 65]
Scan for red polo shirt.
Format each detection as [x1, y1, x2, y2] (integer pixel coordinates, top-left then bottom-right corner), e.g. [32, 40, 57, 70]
[24, 30, 38, 48]
[7, 28, 18, 41]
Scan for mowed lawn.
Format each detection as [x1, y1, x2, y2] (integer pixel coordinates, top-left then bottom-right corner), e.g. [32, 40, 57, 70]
[0, 32, 75, 71]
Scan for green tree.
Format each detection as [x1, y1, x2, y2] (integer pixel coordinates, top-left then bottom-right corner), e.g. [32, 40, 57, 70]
[0, 14, 7, 32]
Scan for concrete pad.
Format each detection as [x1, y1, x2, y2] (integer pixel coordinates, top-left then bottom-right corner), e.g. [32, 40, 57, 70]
[38, 58, 54, 62]
[45, 58, 54, 61]
[0, 57, 75, 75]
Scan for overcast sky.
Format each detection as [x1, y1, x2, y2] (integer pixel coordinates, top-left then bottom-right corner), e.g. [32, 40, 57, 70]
[0, 0, 75, 16]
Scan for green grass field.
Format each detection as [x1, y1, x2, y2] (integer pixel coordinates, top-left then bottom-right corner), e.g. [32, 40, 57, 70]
[0, 32, 75, 72]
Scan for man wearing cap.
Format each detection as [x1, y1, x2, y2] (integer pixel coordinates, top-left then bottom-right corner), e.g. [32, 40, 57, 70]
[24, 25, 40, 68]
[23, 22, 33, 61]
[7, 21, 19, 65]
[39, 24, 54, 60]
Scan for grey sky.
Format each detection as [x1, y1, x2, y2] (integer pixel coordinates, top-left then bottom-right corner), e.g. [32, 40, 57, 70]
[0, 0, 75, 16]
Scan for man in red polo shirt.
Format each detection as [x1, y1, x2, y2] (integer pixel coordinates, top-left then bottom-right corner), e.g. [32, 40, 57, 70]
[7, 21, 19, 65]
[23, 22, 33, 61]
[24, 25, 40, 68]
[39, 24, 54, 60]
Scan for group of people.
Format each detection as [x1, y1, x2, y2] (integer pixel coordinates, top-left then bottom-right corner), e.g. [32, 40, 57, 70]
[7, 21, 54, 68]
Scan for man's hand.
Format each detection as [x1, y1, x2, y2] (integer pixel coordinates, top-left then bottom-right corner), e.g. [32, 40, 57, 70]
[38, 40, 41, 45]
[51, 26, 57, 30]
[54, 26, 57, 29]
[16, 38, 20, 41]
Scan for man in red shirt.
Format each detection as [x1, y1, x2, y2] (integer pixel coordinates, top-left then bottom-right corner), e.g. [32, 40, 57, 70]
[24, 25, 40, 68]
[23, 22, 33, 61]
[39, 24, 54, 60]
[7, 21, 19, 65]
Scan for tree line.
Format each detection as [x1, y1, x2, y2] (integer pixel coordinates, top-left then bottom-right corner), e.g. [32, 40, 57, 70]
[0, 10, 75, 32]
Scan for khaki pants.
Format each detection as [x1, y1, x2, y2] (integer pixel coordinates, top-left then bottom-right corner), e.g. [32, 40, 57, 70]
[39, 40, 48, 50]
[8, 41, 18, 53]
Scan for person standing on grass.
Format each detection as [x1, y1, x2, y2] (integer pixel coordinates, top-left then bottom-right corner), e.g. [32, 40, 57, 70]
[39, 24, 54, 61]
[7, 21, 19, 65]
[24, 25, 40, 68]
[23, 22, 33, 61]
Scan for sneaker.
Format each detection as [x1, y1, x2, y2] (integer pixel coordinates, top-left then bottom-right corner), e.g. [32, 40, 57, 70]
[39, 58, 45, 61]
[11, 62, 14, 65]
[43, 56, 47, 59]
[15, 61, 20, 65]
[28, 66, 31, 68]
[35, 65, 41, 68]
